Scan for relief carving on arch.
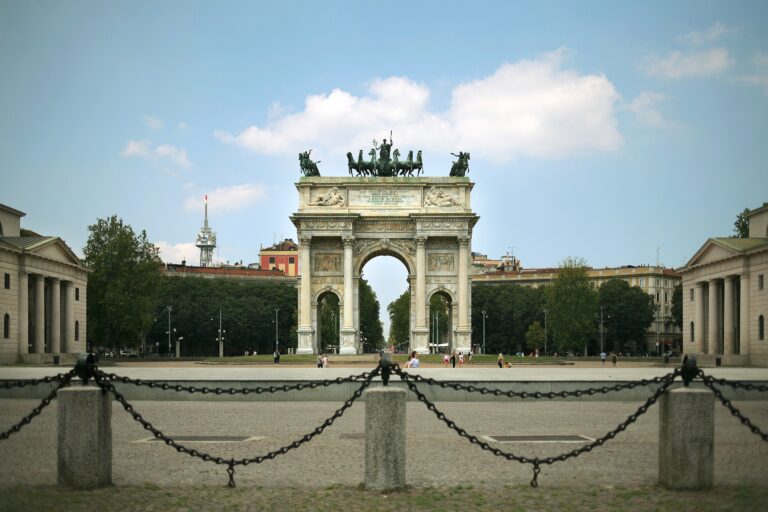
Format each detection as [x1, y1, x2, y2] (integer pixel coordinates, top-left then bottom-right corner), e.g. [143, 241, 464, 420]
[314, 253, 342, 272]
[312, 238, 342, 250]
[428, 253, 455, 272]
[427, 237, 457, 250]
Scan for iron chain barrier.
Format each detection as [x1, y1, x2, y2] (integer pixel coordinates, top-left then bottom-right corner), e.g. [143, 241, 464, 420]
[0, 355, 766, 487]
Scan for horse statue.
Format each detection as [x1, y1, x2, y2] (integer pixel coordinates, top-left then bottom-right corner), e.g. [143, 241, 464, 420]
[346, 152, 361, 176]
[358, 148, 377, 176]
[449, 151, 469, 177]
[299, 150, 321, 176]
[412, 150, 423, 176]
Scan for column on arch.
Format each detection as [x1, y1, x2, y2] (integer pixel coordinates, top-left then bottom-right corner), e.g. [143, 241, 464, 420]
[723, 276, 735, 355]
[707, 279, 719, 354]
[457, 235, 470, 330]
[34, 274, 45, 354]
[695, 282, 705, 354]
[296, 236, 314, 354]
[50, 277, 61, 354]
[739, 273, 750, 355]
[415, 236, 427, 331]
[18, 271, 28, 354]
[343, 236, 355, 330]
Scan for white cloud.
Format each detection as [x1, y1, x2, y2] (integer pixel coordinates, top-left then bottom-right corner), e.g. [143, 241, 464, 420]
[736, 51, 768, 94]
[677, 22, 731, 46]
[626, 91, 667, 127]
[121, 140, 151, 157]
[144, 115, 164, 130]
[155, 144, 191, 168]
[177, 121, 188, 130]
[643, 48, 732, 79]
[155, 241, 199, 264]
[216, 51, 622, 162]
[184, 184, 268, 213]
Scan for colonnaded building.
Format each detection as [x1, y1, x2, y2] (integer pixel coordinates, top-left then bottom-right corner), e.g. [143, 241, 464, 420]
[0, 204, 88, 364]
[682, 202, 768, 366]
[292, 177, 478, 355]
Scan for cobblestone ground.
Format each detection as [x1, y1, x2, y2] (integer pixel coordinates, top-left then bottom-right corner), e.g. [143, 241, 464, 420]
[1, 398, 767, 490]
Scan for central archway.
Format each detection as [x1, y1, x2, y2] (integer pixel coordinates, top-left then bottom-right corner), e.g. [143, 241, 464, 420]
[292, 177, 478, 354]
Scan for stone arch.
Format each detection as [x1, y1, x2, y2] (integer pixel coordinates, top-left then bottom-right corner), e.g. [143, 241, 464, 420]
[292, 176, 478, 354]
[314, 288, 342, 354]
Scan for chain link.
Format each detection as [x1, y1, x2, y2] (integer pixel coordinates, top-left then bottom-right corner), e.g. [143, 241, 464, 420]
[698, 375, 768, 393]
[700, 373, 768, 442]
[1, 372, 73, 390]
[93, 368, 378, 487]
[0, 370, 74, 441]
[394, 366, 679, 487]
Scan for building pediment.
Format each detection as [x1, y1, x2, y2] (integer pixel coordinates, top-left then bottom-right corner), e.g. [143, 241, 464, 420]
[1, 236, 83, 267]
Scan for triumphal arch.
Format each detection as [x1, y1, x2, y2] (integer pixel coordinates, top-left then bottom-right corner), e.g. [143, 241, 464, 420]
[291, 146, 478, 354]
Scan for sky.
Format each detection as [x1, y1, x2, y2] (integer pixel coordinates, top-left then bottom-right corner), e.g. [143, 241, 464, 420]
[2, 1, 767, 335]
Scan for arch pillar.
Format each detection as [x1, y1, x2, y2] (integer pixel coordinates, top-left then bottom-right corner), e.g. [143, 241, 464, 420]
[340, 236, 357, 354]
[454, 235, 472, 353]
[296, 236, 314, 354]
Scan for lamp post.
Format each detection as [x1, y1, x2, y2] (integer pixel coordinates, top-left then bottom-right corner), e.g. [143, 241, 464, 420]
[542, 308, 548, 356]
[600, 306, 604, 355]
[481, 309, 487, 355]
[274, 307, 280, 354]
[217, 309, 224, 358]
[176, 336, 183, 358]
[167, 305, 172, 357]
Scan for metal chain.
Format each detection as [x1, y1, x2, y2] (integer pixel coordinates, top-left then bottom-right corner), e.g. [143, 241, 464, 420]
[397, 371, 675, 399]
[394, 366, 679, 487]
[1, 372, 73, 389]
[698, 375, 768, 393]
[0, 370, 74, 441]
[93, 368, 378, 487]
[700, 374, 768, 442]
[94, 369, 374, 396]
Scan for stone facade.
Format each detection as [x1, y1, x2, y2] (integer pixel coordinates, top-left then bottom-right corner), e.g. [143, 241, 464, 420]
[681, 203, 768, 366]
[0, 204, 88, 364]
[291, 177, 478, 355]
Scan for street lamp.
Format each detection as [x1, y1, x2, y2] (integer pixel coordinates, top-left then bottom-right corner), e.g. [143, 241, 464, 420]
[600, 306, 604, 355]
[542, 308, 548, 356]
[167, 305, 172, 357]
[274, 308, 280, 354]
[481, 309, 487, 355]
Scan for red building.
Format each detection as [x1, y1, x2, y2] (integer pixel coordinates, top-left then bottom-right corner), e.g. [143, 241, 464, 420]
[259, 239, 299, 276]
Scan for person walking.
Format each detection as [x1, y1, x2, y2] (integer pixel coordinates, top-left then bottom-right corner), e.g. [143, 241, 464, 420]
[611, 352, 617, 367]
[450, 351, 457, 368]
[497, 353, 504, 368]
[443, 353, 450, 368]
[408, 350, 420, 369]
[458, 351, 464, 367]
[322, 354, 329, 368]
[273, 350, 280, 364]
[317, 354, 323, 368]
[600, 351, 607, 366]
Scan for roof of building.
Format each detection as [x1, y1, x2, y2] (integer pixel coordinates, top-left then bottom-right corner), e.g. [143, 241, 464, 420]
[261, 239, 298, 252]
[0, 203, 26, 217]
[709, 237, 768, 252]
[747, 202, 768, 218]
[0, 235, 83, 266]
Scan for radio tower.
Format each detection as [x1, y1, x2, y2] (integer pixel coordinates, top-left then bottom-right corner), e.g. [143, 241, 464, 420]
[195, 195, 216, 267]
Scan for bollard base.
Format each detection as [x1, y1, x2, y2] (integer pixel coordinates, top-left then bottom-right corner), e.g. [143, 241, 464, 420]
[365, 387, 406, 491]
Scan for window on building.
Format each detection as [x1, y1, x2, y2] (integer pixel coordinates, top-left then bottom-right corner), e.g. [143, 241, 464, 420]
[3, 273, 9, 289]
[690, 322, 694, 342]
[289, 257, 295, 264]
[759, 275, 764, 291]
[664, 292, 668, 303]
[75, 288, 80, 301]
[3, 314, 9, 339]
[656, 291, 660, 302]
[75, 320, 79, 341]
[656, 278, 660, 286]
[269, 257, 276, 264]
[760, 315, 765, 341]
[690, 288, 694, 301]
[639, 278, 645, 286]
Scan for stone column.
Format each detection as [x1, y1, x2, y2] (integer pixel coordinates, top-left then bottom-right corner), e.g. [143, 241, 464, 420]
[365, 387, 406, 491]
[63, 282, 74, 354]
[415, 237, 426, 328]
[296, 237, 314, 354]
[707, 279, 719, 354]
[695, 282, 705, 354]
[723, 276, 735, 356]
[18, 271, 28, 354]
[457, 236, 469, 329]
[50, 278, 61, 355]
[34, 274, 45, 354]
[340, 236, 357, 354]
[740, 273, 750, 355]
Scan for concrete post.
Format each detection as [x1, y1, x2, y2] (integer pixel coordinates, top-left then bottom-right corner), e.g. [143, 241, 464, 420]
[365, 387, 406, 491]
[58, 386, 112, 488]
[659, 388, 714, 490]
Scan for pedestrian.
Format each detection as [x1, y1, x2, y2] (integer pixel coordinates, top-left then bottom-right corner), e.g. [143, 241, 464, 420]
[322, 354, 329, 368]
[273, 349, 280, 365]
[611, 352, 617, 367]
[458, 351, 464, 367]
[600, 351, 607, 366]
[497, 353, 504, 368]
[450, 351, 457, 368]
[468, 351, 473, 364]
[317, 354, 323, 368]
[409, 350, 420, 369]
[443, 353, 450, 367]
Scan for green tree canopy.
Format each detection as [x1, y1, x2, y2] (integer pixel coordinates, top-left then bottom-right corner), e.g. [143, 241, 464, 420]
[387, 290, 410, 348]
[358, 278, 384, 352]
[598, 278, 655, 353]
[671, 283, 683, 329]
[83, 216, 163, 350]
[471, 283, 546, 354]
[525, 320, 545, 352]
[545, 257, 597, 355]
[429, 293, 451, 350]
[732, 208, 750, 238]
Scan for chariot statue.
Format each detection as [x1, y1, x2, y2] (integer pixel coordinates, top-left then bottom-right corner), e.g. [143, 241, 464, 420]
[449, 151, 470, 177]
[347, 132, 423, 177]
[299, 149, 321, 176]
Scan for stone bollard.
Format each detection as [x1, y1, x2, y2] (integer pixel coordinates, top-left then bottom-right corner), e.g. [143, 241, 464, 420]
[58, 386, 112, 488]
[365, 387, 406, 491]
[658, 387, 714, 490]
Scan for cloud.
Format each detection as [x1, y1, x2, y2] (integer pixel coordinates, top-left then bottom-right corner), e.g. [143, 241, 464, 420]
[144, 115, 164, 130]
[177, 121, 188, 130]
[155, 144, 191, 168]
[626, 91, 667, 126]
[121, 140, 191, 168]
[121, 140, 151, 157]
[155, 241, 199, 264]
[677, 22, 731, 46]
[736, 51, 768, 94]
[216, 50, 622, 162]
[184, 184, 268, 213]
[643, 48, 732, 78]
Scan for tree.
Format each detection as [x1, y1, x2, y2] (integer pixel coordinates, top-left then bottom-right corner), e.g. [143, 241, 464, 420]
[732, 208, 750, 238]
[598, 278, 655, 354]
[429, 293, 451, 350]
[387, 291, 410, 348]
[318, 293, 339, 352]
[525, 320, 545, 353]
[545, 257, 598, 354]
[83, 216, 163, 350]
[471, 284, 546, 354]
[358, 278, 384, 352]
[671, 283, 683, 329]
